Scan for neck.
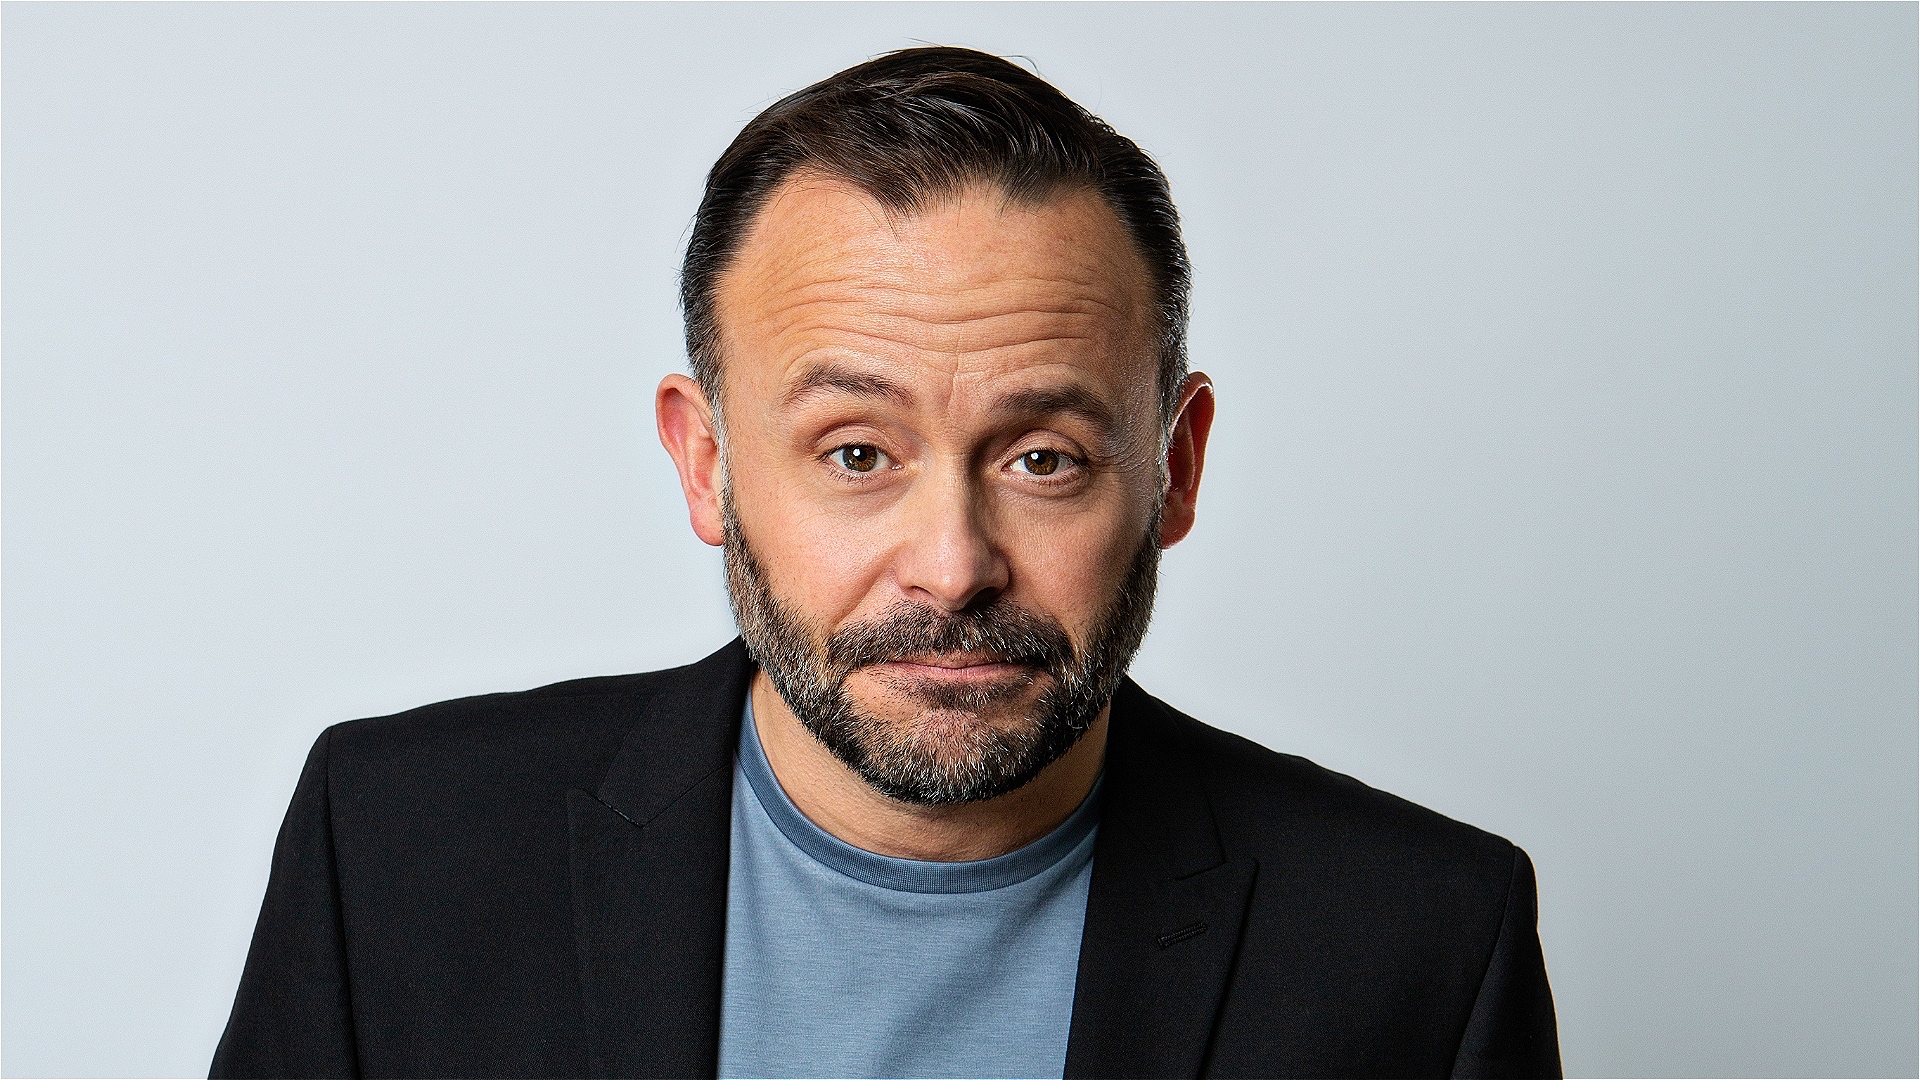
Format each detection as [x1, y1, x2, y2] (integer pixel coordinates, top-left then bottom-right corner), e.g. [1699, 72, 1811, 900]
[748, 672, 1108, 862]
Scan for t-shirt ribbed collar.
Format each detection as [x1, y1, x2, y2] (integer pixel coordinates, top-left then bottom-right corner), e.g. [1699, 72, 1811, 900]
[737, 697, 1102, 895]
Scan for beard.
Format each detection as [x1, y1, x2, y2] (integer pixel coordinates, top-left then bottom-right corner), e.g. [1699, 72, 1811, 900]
[723, 494, 1161, 806]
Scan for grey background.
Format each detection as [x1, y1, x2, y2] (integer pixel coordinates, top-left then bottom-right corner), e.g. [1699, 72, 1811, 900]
[4, 3, 1914, 1076]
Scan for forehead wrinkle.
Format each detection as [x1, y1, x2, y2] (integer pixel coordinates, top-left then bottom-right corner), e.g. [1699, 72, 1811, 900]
[726, 258, 1137, 349]
[727, 217, 1146, 329]
[884, 292, 1133, 328]
[743, 273, 1137, 328]
[860, 263, 1142, 320]
[752, 303, 1122, 364]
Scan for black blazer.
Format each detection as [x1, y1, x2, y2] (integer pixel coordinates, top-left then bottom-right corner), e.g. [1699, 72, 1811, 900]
[212, 639, 1559, 1078]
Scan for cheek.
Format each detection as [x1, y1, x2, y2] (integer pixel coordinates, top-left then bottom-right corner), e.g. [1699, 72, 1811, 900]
[999, 493, 1152, 625]
[727, 450, 894, 623]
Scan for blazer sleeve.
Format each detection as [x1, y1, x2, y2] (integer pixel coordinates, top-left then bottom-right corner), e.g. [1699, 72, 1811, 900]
[210, 727, 358, 1078]
[1450, 846, 1562, 1079]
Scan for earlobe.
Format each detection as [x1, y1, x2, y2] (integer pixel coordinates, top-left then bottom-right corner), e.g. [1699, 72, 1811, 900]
[1158, 373, 1216, 549]
[655, 374, 728, 547]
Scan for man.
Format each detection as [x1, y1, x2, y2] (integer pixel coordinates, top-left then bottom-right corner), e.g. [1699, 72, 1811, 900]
[212, 47, 1559, 1079]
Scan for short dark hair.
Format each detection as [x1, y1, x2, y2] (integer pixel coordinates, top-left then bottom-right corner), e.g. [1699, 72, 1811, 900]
[680, 46, 1191, 427]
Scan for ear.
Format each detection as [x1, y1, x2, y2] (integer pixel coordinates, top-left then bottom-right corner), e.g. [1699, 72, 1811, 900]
[1158, 372, 1216, 549]
[656, 374, 728, 547]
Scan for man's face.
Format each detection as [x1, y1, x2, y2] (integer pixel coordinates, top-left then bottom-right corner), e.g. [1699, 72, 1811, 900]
[706, 176, 1173, 804]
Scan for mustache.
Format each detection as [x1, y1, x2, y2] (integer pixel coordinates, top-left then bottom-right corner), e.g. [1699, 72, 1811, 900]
[822, 599, 1077, 675]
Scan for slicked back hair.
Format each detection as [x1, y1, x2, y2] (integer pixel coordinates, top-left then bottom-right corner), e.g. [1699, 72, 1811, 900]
[680, 47, 1191, 431]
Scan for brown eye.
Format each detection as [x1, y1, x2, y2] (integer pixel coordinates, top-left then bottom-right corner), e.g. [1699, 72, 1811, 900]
[837, 445, 883, 473]
[1020, 449, 1061, 476]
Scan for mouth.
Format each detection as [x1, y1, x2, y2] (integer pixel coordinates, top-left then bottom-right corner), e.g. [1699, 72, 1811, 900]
[865, 654, 1041, 689]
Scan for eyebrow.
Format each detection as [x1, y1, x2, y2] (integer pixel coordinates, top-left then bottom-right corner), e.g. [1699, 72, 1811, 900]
[996, 385, 1119, 443]
[780, 361, 1123, 453]
[782, 364, 913, 408]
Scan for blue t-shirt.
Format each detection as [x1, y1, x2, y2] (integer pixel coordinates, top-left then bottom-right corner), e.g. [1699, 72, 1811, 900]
[718, 700, 1100, 1079]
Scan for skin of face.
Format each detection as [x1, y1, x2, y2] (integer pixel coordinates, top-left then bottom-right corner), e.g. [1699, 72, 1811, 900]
[658, 174, 1215, 859]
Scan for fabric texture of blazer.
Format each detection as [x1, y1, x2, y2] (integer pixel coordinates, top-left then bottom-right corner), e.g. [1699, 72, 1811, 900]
[211, 638, 1560, 1078]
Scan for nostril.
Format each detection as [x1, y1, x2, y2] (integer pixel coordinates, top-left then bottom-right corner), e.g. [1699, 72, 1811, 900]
[962, 587, 1002, 613]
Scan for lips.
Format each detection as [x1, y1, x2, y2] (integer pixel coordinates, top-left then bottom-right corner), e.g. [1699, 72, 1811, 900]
[862, 654, 1043, 692]
[890, 652, 1022, 670]
[877, 656, 1031, 678]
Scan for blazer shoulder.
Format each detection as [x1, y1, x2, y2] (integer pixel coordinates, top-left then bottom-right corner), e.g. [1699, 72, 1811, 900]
[325, 669, 650, 755]
[319, 640, 748, 794]
[1134, 686, 1519, 877]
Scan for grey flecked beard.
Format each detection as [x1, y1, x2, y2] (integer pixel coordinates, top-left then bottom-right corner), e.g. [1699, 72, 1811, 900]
[722, 492, 1161, 806]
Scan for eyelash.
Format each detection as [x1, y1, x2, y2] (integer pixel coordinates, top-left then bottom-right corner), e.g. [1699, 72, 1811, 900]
[826, 444, 892, 476]
[1009, 447, 1083, 480]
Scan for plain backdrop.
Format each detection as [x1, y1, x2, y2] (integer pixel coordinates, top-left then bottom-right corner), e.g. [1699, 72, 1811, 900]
[4, 3, 1914, 1077]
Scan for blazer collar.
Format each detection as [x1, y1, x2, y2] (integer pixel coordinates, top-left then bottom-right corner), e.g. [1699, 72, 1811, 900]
[592, 638, 750, 827]
[567, 639, 749, 1079]
[1064, 678, 1260, 1079]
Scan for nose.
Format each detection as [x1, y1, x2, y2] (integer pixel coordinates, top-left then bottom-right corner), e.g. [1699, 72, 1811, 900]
[892, 470, 1010, 612]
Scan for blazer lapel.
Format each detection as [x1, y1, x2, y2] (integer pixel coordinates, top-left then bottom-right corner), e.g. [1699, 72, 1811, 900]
[1065, 679, 1259, 1080]
[567, 640, 750, 1079]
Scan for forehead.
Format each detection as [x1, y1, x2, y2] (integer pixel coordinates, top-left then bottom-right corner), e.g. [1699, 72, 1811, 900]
[711, 175, 1158, 406]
